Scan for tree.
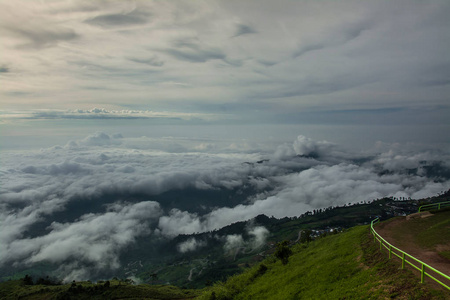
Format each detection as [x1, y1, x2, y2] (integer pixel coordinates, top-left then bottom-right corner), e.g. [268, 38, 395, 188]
[274, 241, 292, 265]
[300, 229, 312, 243]
[257, 264, 268, 275]
[23, 274, 33, 285]
[150, 273, 158, 284]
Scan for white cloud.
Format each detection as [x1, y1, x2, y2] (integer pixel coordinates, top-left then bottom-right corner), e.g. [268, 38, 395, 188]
[158, 209, 204, 237]
[0, 108, 221, 122]
[293, 135, 335, 157]
[224, 234, 244, 252]
[223, 226, 269, 253]
[248, 226, 269, 249]
[1, 201, 162, 269]
[0, 132, 448, 280]
[177, 237, 207, 253]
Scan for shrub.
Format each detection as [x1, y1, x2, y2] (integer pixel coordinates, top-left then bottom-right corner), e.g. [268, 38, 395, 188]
[257, 264, 268, 276]
[274, 241, 293, 265]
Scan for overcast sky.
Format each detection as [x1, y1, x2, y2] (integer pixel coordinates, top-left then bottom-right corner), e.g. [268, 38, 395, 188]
[1, 1, 450, 279]
[1, 0, 449, 137]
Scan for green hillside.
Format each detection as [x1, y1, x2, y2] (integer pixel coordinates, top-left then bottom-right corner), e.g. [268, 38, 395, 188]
[377, 209, 450, 260]
[0, 278, 201, 300]
[198, 226, 447, 299]
[2, 199, 450, 299]
[1, 225, 447, 299]
[0, 196, 432, 287]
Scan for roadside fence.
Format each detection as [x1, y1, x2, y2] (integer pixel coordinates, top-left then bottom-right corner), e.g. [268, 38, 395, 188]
[370, 218, 450, 290]
[418, 201, 450, 212]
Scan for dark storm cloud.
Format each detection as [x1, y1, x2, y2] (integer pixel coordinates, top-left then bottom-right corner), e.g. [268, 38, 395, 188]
[7, 108, 216, 122]
[85, 9, 151, 28]
[339, 19, 371, 42]
[233, 24, 258, 37]
[164, 48, 225, 63]
[21, 161, 91, 176]
[162, 38, 226, 63]
[5, 25, 78, 49]
[29, 110, 145, 120]
[292, 20, 371, 58]
[292, 44, 325, 59]
[257, 60, 277, 67]
[413, 63, 450, 87]
[128, 56, 164, 67]
[257, 71, 378, 100]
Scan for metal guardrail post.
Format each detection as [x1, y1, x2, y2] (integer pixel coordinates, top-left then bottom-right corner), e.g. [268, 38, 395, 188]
[418, 200, 450, 212]
[371, 217, 450, 290]
[401, 253, 405, 269]
[421, 264, 425, 283]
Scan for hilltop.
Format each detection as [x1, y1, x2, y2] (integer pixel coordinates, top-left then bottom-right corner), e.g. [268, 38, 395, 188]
[2, 223, 447, 299]
[1, 196, 450, 298]
[0, 193, 428, 288]
[1, 192, 449, 289]
[197, 224, 447, 299]
[0, 278, 200, 300]
[375, 208, 450, 276]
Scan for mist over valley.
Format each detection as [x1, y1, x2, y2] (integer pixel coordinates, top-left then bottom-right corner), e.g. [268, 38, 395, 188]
[1, 132, 449, 283]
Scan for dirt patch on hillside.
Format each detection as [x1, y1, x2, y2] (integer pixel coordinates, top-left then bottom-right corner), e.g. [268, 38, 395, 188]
[361, 231, 444, 298]
[374, 216, 450, 277]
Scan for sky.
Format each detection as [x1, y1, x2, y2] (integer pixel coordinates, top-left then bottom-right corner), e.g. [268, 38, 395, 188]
[0, 0, 449, 148]
[0, 0, 450, 281]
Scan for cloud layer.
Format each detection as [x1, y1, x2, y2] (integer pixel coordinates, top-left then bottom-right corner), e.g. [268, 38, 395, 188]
[0, 108, 220, 122]
[1, 133, 449, 279]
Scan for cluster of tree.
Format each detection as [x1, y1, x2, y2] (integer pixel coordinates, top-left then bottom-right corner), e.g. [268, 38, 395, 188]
[274, 241, 293, 265]
[22, 274, 61, 286]
[55, 280, 112, 300]
[299, 229, 313, 243]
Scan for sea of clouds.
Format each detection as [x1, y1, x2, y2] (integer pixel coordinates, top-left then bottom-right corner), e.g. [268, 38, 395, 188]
[1, 132, 449, 280]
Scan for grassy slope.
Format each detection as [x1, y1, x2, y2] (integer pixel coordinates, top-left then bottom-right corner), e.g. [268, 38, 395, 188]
[383, 209, 450, 259]
[0, 279, 201, 300]
[1, 226, 447, 299]
[415, 209, 450, 259]
[198, 226, 447, 300]
[0, 197, 418, 286]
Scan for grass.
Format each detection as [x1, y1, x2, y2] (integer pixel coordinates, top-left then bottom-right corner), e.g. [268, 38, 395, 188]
[416, 210, 450, 250]
[382, 210, 450, 258]
[0, 279, 201, 300]
[197, 226, 447, 299]
[440, 251, 450, 260]
[2, 213, 448, 299]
